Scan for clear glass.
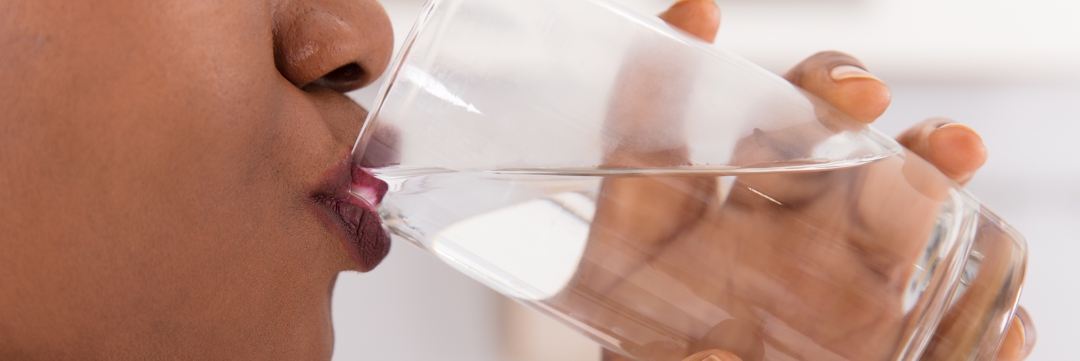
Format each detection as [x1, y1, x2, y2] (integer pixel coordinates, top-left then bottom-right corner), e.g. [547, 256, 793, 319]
[350, 0, 1028, 360]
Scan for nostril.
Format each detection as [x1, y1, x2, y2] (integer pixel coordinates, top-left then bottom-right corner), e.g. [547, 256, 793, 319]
[315, 62, 366, 89]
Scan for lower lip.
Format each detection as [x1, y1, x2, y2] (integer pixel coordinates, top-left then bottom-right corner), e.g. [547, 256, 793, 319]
[315, 197, 390, 272]
[313, 166, 392, 272]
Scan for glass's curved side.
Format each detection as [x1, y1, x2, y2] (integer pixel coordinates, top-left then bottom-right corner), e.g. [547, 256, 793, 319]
[916, 203, 1027, 361]
[350, 0, 1028, 360]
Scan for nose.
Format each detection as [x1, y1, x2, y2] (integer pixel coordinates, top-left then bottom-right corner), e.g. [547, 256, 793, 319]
[272, 0, 394, 93]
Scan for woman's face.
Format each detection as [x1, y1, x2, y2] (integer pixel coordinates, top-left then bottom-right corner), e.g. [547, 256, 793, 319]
[0, 0, 393, 358]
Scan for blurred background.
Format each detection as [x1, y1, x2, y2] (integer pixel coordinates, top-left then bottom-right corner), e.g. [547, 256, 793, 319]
[335, 0, 1080, 359]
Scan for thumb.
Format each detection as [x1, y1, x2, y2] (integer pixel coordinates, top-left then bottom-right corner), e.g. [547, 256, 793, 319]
[682, 350, 744, 361]
[658, 0, 721, 43]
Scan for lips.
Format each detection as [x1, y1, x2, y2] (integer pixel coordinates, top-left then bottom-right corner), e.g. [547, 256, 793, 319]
[349, 166, 389, 209]
[313, 161, 391, 272]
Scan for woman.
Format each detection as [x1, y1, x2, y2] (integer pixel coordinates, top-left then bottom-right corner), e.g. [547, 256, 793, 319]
[0, 0, 1032, 360]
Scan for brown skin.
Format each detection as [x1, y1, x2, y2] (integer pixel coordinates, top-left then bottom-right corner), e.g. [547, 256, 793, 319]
[0, 0, 390, 359]
[0, 0, 1030, 360]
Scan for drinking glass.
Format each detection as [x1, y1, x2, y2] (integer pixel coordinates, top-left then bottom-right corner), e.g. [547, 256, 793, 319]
[350, 0, 1027, 359]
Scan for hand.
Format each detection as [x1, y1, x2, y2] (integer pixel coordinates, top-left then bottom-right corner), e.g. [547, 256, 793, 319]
[587, 1, 1035, 360]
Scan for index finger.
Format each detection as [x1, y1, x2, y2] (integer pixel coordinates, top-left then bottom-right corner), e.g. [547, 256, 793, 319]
[783, 51, 892, 124]
[581, 0, 722, 293]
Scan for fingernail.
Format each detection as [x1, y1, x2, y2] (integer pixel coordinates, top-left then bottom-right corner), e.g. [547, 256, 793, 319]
[935, 123, 983, 141]
[703, 356, 722, 361]
[830, 64, 880, 82]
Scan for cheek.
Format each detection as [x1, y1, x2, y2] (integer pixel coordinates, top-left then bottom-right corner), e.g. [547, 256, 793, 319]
[95, 50, 344, 361]
[1, 0, 346, 354]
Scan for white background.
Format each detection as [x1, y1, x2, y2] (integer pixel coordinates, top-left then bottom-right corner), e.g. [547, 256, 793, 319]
[334, 0, 1080, 359]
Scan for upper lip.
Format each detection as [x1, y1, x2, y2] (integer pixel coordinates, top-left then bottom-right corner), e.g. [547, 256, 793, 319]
[311, 157, 390, 272]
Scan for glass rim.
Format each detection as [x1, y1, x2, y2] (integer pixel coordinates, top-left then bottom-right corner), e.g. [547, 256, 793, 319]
[352, 0, 443, 158]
